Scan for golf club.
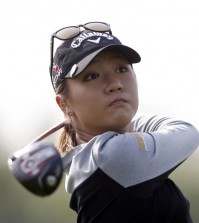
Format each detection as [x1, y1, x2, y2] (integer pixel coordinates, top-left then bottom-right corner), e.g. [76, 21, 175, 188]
[8, 121, 65, 196]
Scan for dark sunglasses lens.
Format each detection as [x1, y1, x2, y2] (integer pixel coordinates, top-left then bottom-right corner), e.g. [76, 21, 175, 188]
[56, 26, 79, 40]
[84, 22, 110, 32]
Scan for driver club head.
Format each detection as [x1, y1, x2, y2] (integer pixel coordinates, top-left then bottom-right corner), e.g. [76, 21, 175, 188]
[8, 141, 63, 196]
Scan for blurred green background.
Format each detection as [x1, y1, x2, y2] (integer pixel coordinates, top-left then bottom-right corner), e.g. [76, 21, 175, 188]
[1, 149, 76, 223]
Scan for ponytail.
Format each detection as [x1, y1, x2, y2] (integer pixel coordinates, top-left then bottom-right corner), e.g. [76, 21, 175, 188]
[55, 81, 77, 155]
[55, 122, 77, 155]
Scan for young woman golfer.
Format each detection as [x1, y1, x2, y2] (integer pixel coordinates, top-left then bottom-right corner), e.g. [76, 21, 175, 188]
[50, 22, 199, 223]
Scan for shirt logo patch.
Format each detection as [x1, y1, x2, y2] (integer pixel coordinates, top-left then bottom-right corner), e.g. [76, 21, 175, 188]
[132, 133, 145, 150]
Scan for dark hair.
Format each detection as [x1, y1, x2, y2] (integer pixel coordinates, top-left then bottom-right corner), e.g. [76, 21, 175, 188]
[55, 81, 77, 154]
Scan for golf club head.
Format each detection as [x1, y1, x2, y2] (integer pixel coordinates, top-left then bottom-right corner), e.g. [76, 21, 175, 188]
[8, 141, 63, 196]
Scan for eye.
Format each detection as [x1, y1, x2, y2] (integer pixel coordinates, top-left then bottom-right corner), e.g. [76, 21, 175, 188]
[85, 73, 100, 81]
[115, 66, 128, 73]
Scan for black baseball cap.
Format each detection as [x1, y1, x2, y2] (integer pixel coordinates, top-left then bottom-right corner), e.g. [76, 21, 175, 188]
[51, 30, 141, 90]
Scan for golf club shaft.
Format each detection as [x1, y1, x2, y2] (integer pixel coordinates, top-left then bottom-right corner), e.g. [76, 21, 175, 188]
[31, 121, 65, 144]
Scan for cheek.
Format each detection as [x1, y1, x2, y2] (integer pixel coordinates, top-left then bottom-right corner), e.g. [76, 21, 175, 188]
[127, 74, 138, 93]
[128, 76, 139, 107]
[67, 86, 97, 118]
[67, 80, 86, 103]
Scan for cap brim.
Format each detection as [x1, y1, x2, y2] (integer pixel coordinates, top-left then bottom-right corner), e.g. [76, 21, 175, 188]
[66, 44, 141, 78]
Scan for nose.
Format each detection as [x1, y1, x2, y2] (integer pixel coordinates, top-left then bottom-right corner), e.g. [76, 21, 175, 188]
[105, 79, 123, 94]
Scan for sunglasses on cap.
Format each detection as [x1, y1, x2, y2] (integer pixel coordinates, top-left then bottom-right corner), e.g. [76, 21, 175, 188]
[50, 22, 112, 84]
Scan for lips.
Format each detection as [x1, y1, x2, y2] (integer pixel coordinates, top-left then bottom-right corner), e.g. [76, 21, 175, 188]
[109, 98, 127, 106]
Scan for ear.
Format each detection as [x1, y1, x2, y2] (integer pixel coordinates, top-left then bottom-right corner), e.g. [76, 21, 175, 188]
[56, 95, 74, 116]
[56, 95, 68, 113]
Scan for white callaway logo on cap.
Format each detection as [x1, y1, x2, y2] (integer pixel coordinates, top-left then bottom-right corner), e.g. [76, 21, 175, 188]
[87, 37, 101, 44]
[71, 32, 113, 48]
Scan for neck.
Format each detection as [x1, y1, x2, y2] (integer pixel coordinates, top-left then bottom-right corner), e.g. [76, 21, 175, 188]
[75, 130, 96, 145]
[75, 123, 133, 145]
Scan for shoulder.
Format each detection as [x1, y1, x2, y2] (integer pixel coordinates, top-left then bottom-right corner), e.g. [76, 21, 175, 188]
[63, 113, 199, 193]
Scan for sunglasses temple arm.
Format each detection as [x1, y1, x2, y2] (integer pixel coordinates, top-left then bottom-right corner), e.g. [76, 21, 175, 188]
[50, 37, 54, 84]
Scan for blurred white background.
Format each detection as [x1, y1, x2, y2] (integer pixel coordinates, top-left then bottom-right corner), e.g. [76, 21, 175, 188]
[0, 0, 198, 153]
[0, 1, 199, 222]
